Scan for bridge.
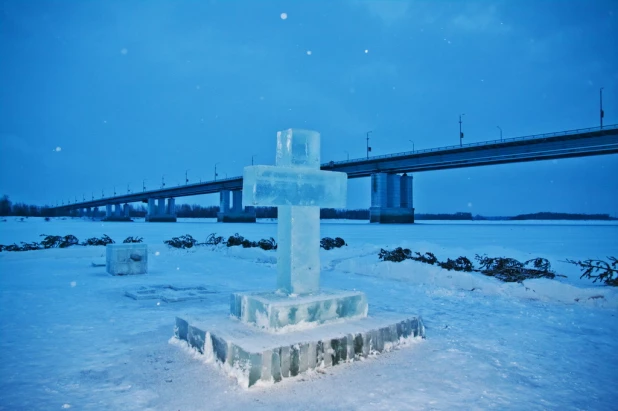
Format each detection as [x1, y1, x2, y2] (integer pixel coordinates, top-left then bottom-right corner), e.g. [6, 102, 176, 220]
[51, 124, 618, 223]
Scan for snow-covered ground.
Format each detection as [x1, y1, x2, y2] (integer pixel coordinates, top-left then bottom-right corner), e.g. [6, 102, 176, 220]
[1, 217, 617, 410]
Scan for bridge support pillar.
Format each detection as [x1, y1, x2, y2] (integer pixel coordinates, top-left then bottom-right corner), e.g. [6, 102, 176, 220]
[145, 197, 177, 222]
[167, 198, 175, 215]
[369, 173, 414, 223]
[104, 203, 132, 222]
[124, 204, 130, 218]
[217, 189, 256, 223]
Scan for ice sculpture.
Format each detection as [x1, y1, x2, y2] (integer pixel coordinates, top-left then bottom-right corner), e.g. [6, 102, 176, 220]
[233, 129, 367, 329]
[173, 128, 425, 388]
[243, 129, 346, 294]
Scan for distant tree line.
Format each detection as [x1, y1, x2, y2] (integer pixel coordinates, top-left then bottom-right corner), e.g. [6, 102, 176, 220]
[416, 212, 473, 220]
[1, 195, 615, 221]
[508, 212, 614, 221]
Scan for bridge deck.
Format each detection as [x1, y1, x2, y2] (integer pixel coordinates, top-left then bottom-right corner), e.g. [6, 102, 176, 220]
[52, 125, 618, 210]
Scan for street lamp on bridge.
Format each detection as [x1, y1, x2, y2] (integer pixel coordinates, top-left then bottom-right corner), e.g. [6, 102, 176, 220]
[127, 183, 131, 194]
[366, 131, 372, 159]
[161, 175, 165, 189]
[113, 186, 116, 196]
[251, 154, 258, 165]
[600, 87, 604, 129]
[497, 126, 502, 141]
[459, 114, 465, 147]
[142, 179, 146, 192]
[185, 169, 190, 185]
[214, 163, 220, 181]
[409, 140, 415, 152]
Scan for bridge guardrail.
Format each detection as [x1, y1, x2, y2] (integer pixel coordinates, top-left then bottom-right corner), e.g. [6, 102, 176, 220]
[324, 124, 618, 166]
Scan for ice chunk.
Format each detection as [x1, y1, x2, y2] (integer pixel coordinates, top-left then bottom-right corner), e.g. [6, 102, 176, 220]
[276, 129, 320, 169]
[242, 166, 347, 208]
[106, 244, 147, 276]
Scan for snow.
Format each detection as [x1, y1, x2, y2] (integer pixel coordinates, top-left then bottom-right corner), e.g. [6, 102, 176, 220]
[1, 217, 617, 410]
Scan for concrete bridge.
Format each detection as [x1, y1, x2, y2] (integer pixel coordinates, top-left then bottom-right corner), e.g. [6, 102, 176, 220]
[51, 124, 618, 223]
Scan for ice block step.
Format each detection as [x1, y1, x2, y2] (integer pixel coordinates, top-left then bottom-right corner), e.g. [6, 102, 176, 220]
[230, 289, 368, 331]
[173, 313, 426, 388]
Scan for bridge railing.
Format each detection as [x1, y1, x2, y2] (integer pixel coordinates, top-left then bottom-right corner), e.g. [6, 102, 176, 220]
[325, 123, 618, 166]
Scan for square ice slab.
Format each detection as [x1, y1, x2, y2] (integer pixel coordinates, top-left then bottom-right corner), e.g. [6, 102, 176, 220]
[106, 244, 148, 276]
[230, 289, 368, 331]
[124, 285, 217, 302]
[173, 312, 425, 388]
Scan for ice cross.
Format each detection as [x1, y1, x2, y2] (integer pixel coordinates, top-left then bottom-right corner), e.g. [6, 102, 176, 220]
[243, 129, 347, 295]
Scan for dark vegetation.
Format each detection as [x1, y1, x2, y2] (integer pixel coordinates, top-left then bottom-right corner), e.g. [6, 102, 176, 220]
[320, 237, 347, 250]
[2, 195, 614, 220]
[564, 257, 618, 286]
[378, 247, 566, 283]
[0, 234, 145, 251]
[509, 212, 614, 221]
[162, 233, 348, 251]
[123, 236, 144, 243]
[82, 235, 115, 246]
[225, 233, 278, 250]
[0, 224, 345, 253]
[164, 234, 198, 249]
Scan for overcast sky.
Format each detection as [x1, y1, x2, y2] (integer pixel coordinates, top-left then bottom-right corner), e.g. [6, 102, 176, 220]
[1, 0, 617, 216]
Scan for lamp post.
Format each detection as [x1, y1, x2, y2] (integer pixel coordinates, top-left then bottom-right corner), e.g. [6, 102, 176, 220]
[366, 131, 372, 159]
[113, 186, 116, 196]
[600, 87, 604, 129]
[161, 175, 165, 189]
[497, 126, 502, 141]
[214, 163, 220, 181]
[101, 189, 104, 198]
[251, 154, 257, 165]
[127, 183, 131, 194]
[344, 150, 349, 161]
[91, 192, 94, 200]
[409, 140, 415, 152]
[185, 169, 190, 185]
[459, 114, 465, 147]
[142, 179, 146, 192]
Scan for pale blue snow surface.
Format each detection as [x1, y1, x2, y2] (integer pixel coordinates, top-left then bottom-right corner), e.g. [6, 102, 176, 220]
[0, 218, 617, 410]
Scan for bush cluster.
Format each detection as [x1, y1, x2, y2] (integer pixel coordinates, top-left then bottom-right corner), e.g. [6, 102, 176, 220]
[225, 233, 278, 251]
[163, 232, 346, 252]
[0, 234, 146, 251]
[565, 257, 618, 286]
[378, 247, 561, 283]
[320, 237, 346, 250]
[164, 234, 198, 249]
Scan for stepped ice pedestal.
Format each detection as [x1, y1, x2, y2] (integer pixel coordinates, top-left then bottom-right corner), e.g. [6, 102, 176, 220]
[173, 128, 425, 387]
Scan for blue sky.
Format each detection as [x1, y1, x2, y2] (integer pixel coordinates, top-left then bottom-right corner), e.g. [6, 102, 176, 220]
[1, 0, 617, 216]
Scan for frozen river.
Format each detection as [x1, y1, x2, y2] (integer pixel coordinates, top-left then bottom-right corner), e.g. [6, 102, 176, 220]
[0, 217, 617, 410]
